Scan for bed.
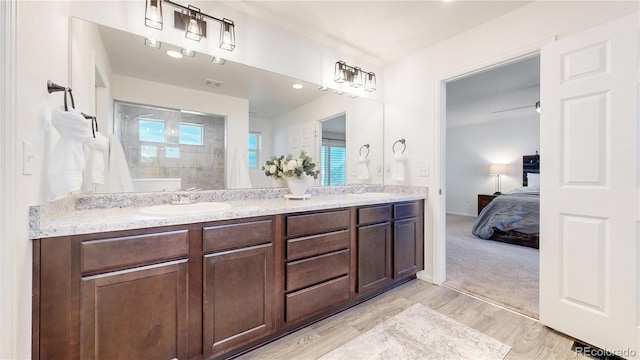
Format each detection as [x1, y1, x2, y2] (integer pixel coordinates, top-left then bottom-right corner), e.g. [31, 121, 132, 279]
[471, 155, 540, 249]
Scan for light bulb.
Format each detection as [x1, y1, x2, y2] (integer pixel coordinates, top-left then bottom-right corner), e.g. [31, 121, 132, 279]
[188, 19, 199, 34]
[222, 30, 232, 45]
[148, 6, 160, 21]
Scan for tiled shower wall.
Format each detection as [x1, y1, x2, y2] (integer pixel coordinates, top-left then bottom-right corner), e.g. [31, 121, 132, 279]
[117, 102, 226, 190]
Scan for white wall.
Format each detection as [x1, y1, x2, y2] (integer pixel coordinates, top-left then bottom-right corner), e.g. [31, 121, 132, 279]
[272, 94, 384, 185]
[2, 1, 70, 357]
[446, 116, 540, 216]
[383, 0, 639, 281]
[112, 75, 249, 188]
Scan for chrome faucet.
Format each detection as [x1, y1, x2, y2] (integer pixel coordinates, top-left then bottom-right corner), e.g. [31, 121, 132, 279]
[170, 187, 201, 205]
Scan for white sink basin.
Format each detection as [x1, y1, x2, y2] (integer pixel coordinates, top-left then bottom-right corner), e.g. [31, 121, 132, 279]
[139, 202, 232, 216]
[347, 192, 393, 198]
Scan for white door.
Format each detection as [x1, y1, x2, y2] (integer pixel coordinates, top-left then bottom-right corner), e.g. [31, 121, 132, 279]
[540, 12, 638, 355]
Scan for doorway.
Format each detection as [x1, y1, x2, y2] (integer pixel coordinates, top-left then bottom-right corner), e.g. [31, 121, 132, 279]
[320, 113, 347, 186]
[441, 55, 541, 318]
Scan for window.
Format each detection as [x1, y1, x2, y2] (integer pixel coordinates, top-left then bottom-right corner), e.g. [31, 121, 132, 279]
[138, 119, 166, 143]
[321, 138, 346, 186]
[179, 123, 203, 145]
[248, 132, 260, 168]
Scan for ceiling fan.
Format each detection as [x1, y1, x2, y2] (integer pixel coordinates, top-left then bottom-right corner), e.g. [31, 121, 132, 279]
[492, 101, 541, 114]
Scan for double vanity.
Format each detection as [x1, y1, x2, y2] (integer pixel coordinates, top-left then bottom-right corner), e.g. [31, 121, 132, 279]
[31, 185, 426, 359]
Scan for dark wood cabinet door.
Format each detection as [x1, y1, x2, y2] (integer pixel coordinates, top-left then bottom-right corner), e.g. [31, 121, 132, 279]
[203, 243, 274, 357]
[80, 259, 188, 360]
[394, 217, 420, 278]
[357, 222, 392, 294]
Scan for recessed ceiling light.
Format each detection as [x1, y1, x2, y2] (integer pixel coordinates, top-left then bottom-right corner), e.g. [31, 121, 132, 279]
[181, 48, 196, 57]
[443, 0, 454, 2]
[166, 50, 183, 59]
[144, 38, 161, 49]
[292, 84, 303, 90]
[318, 85, 329, 91]
[211, 56, 226, 65]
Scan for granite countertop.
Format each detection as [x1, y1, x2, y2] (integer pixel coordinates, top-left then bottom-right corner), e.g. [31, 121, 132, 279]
[30, 185, 427, 239]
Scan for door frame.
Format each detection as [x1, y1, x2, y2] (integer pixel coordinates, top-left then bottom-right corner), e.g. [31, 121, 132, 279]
[432, 39, 552, 284]
[0, 0, 18, 356]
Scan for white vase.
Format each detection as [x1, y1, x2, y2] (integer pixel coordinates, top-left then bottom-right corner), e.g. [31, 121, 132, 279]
[287, 176, 308, 196]
[271, 177, 286, 188]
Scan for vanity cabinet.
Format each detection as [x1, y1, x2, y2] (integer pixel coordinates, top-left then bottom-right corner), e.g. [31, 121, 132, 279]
[356, 205, 393, 294]
[35, 228, 191, 360]
[283, 210, 351, 325]
[393, 202, 424, 278]
[33, 199, 424, 360]
[356, 201, 424, 296]
[202, 219, 275, 358]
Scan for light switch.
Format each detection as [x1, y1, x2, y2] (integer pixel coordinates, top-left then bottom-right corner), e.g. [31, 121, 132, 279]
[417, 164, 429, 177]
[23, 141, 34, 175]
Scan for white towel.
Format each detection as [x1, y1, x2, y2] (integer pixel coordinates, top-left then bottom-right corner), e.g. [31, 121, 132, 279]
[229, 148, 253, 189]
[48, 106, 92, 198]
[105, 134, 133, 193]
[357, 154, 370, 180]
[392, 151, 405, 182]
[82, 132, 109, 190]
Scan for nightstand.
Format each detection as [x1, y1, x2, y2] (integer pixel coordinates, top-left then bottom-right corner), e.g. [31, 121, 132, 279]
[477, 194, 498, 215]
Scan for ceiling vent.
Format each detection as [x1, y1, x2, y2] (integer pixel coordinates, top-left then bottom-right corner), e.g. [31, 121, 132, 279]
[204, 79, 224, 88]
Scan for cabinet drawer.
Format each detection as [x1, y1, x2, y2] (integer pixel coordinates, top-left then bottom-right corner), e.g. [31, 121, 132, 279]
[286, 230, 350, 261]
[394, 202, 420, 219]
[286, 210, 350, 238]
[81, 230, 188, 274]
[286, 250, 349, 292]
[203, 219, 273, 253]
[285, 275, 350, 324]
[358, 205, 392, 225]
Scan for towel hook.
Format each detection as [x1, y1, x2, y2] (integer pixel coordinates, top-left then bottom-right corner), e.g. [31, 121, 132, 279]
[392, 139, 406, 154]
[359, 144, 370, 157]
[47, 80, 75, 111]
[82, 112, 98, 138]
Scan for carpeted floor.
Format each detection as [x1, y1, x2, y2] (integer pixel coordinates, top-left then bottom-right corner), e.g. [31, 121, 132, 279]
[444, 214, 539, 319]
[319, 303, 511, 360]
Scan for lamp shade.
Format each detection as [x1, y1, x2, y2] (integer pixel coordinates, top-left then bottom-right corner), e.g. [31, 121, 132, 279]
[185, 6, 204, 42]
[145, 0, 163, 30]
[489, 163, 507, 175]
[220, 19, 236, 51]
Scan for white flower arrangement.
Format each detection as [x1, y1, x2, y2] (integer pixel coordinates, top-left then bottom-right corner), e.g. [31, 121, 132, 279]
[262, 150, 320, 179]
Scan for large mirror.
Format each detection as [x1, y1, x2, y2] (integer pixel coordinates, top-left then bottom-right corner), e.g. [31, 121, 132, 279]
[70, 17, 384, 192]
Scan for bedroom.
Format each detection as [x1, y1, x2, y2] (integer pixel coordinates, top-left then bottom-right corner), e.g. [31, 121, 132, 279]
[444, 55, 541, 319]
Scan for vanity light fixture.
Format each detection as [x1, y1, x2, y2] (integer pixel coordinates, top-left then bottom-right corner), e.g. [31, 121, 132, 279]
[350, 67, 363, 88]
[181, 48, 196, 57]
[220, 19, 236, 51]
[364, 72, 377, 92]
[334, 60, 376, 91]
[334, 61, 347, 83]
[150, 0, 237, 51]
[211, 56, 226, 65]
[185, 5, 204, 41]
[145, 38, 162, 49]
[145, 0, 163, 30]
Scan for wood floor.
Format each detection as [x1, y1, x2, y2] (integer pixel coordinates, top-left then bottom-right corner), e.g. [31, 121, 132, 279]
[239, 280, 587, 360]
